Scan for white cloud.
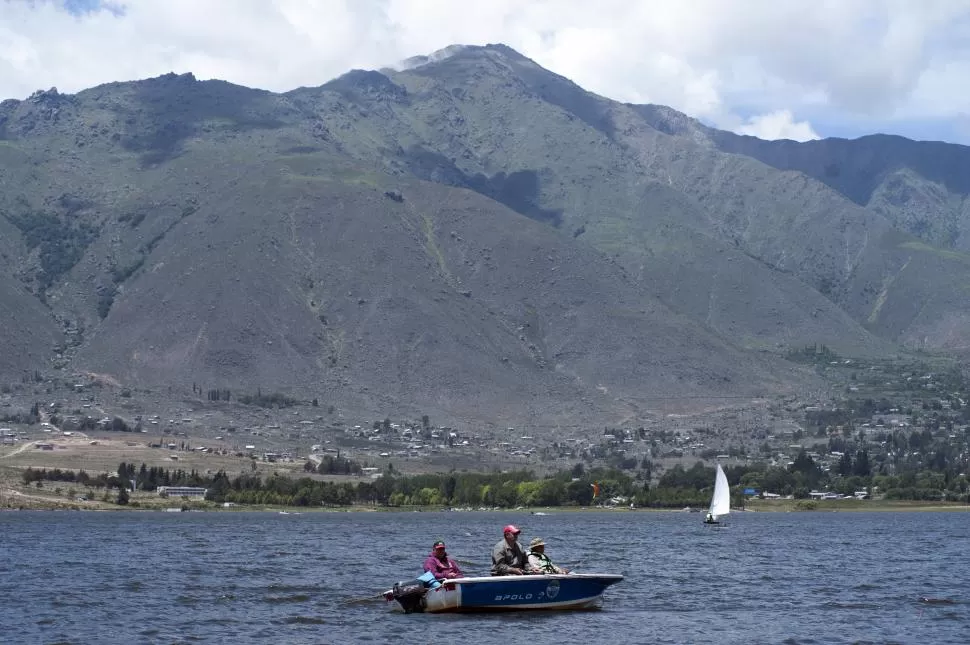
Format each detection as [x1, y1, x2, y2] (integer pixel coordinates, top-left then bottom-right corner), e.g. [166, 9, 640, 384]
[1, 0, 970, 142]
[737, 110, 820, 142]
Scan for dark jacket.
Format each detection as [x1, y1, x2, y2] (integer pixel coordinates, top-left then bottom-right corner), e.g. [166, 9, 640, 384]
[491, 538, 528, 575]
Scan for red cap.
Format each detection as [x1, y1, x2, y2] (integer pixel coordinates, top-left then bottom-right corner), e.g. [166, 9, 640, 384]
[503, 524, 521, 535]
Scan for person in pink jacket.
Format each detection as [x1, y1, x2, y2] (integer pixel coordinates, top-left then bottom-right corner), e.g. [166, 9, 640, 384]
[423, 540, 463, 580]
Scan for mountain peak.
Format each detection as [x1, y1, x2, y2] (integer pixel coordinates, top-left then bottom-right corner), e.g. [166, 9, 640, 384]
[398, 44, 470, 70]
[396, 42, 531, 72]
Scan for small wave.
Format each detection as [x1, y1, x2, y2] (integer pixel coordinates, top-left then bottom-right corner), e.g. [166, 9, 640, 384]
[264, 594, 311, 604]
[266, 583, 320, 592]
[283, 616, 327, 625]
[822, 601, 880, 610]
[198, 617, 238, 626]
[50, 599, 101, 609]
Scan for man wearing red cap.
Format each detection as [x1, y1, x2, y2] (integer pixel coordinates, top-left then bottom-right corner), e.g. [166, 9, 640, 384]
[491, 524, 529, 575]
[423, 540, 463, 580]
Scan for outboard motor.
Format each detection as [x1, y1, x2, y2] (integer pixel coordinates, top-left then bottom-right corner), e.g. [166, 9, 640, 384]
[385, 571, 440, 613]
[390, 578, 429, 613]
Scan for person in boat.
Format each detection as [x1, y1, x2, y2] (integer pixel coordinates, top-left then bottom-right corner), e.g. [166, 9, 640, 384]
[527, 537, 569, 574]
[491, 524, 529, 575]
[704, 512, 716, 524]
[423, 540, 463, 580]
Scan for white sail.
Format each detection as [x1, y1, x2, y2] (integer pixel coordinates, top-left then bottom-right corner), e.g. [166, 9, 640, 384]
[709, 464, 731, 519]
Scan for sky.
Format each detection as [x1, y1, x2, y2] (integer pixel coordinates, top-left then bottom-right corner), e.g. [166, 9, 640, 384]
[3, 0, 970, 143]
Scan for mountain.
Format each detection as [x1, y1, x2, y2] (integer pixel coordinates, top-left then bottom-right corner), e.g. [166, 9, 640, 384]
[0, 44, 967, 426]
[707, 131, 970, 252]
[626, 103, 970, 351]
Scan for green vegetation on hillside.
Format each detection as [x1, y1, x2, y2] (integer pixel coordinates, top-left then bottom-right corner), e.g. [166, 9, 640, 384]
[6, 210, 98, 291]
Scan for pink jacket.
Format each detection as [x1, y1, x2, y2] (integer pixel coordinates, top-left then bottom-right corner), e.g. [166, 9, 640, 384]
[423, 553, 463, 579]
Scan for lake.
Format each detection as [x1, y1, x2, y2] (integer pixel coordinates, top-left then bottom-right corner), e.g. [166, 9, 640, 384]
[0, 510, 966, 644]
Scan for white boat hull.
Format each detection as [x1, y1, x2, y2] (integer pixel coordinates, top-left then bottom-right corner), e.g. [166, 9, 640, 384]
[387, 573, 623, 614]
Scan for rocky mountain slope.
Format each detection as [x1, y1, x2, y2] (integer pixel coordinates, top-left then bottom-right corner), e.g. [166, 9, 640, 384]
[1, 44, 967, 426]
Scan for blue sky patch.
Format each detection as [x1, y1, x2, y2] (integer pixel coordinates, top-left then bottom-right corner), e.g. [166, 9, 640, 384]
[62, 0, 124, 17]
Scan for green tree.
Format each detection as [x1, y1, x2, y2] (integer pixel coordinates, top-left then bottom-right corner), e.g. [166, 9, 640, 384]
[535, 478, 566, 506]
[837, 452, 853, 476]
[440, 475, 457, 504]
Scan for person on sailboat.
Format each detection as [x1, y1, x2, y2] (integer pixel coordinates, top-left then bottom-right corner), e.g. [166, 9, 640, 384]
[527, 537, 569, 574]
[704, 512, 716, 524]
[423, 540, 463, 580]
[491, 525, 529, 575]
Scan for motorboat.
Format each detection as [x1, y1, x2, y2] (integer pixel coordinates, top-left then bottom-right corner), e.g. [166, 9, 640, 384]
[384, 572, 623, 613]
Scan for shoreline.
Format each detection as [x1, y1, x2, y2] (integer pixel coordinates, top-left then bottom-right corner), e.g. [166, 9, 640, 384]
[3, 495, 970, 513]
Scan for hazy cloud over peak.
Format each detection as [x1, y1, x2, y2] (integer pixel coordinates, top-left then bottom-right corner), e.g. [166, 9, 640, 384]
[736, 110, 820, 142]
[2, 0, 970, 143]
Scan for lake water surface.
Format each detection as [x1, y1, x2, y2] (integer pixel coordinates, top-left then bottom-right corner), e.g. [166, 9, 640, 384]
[1, 510, 967, 644]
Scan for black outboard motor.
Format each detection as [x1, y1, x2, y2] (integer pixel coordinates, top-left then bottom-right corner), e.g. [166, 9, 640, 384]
[390, 578, 429, 613]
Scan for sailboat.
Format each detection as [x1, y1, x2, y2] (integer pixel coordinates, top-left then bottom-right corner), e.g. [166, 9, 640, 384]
[704, 464, 730, 525]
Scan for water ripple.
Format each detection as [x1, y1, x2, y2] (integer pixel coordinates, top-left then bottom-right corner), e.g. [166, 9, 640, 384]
[2, 511, 969, 644]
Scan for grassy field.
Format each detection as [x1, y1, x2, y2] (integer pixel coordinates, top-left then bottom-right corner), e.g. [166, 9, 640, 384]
[2, 435, 257, 475]
[0, 433, 363, 511]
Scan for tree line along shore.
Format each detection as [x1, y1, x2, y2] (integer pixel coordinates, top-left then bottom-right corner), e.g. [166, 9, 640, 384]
[5, 452, 970, 511]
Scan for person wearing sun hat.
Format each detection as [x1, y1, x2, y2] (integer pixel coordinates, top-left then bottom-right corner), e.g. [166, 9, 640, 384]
[423, 539, 463, 580]
[491, 524, 529, 575]
[527, 537, 569, 574]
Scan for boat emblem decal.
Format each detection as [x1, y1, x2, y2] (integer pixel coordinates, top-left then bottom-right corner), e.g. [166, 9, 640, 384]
[545, 579, 560, 600]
